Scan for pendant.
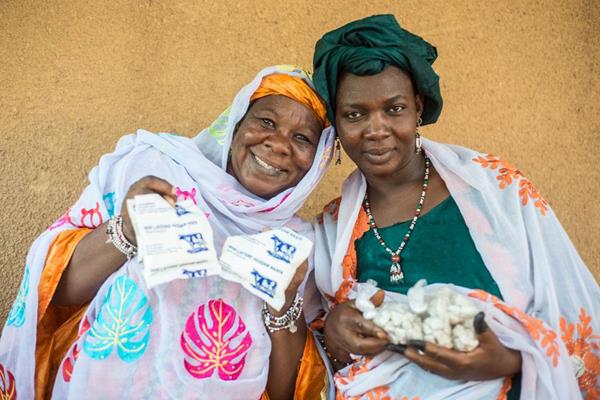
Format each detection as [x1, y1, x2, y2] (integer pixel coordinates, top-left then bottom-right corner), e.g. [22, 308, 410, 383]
[288, 321, 297, 333]
[390, 262, 404, 284]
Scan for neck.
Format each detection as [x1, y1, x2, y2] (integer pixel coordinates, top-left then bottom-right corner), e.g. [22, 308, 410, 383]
[365, 153, 426, 201]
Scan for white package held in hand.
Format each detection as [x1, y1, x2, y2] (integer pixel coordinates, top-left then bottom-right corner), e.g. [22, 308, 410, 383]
[219, 227, 313, 311]
[127, 193, 220, 287]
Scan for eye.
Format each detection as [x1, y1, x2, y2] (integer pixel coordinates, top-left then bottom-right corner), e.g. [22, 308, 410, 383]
[344, 111, 363, 121]
[389, 105, 405, 113]
[261, 118, 275, 128]
[293, 133, 312, 145]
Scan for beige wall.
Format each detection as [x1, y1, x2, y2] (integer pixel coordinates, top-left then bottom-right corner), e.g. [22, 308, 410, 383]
[1, 0, 598, 326]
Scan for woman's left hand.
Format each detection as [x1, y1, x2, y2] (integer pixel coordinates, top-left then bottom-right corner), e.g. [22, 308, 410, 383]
[402, 312, 522, 380]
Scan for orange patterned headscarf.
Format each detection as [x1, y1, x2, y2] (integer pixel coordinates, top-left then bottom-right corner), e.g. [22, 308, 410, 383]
[250, 74, 329, 128]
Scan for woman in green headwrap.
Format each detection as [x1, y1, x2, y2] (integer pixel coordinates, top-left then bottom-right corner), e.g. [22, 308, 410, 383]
[311, 14, 599, 400]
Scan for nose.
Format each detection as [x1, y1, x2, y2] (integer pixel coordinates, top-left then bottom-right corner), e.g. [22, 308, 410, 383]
[365, 112, 390, 139]
[264, 130, 292, 155]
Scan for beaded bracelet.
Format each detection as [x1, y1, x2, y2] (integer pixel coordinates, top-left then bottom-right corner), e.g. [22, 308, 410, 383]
[261, 293, 303, 333]
[106, 215, 137, 260]
[316, 332, 345, 366]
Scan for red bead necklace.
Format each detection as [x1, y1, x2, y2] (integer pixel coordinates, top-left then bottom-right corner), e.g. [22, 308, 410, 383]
[363, 155, 430, 284]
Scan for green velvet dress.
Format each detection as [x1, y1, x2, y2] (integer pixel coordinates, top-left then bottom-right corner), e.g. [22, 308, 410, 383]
[355, 195, 520, 398]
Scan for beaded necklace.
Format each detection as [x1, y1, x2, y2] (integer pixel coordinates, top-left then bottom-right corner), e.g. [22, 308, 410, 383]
[363, 154, 430, 284]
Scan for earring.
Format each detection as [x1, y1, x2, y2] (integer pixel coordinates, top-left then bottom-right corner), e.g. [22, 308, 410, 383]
[335, 137, 342, 165]
[415, 117, 423, 154]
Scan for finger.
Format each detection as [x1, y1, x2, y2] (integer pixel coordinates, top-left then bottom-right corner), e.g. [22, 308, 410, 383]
[354, 317, 388, 340]
[369, 290, 385, 307]
[347, 336, 389, 356]
[408, 339, 471, 369]
[473, 312, 488, 334]
[403, 346, 455, 378]
[140, 176, 177, 205]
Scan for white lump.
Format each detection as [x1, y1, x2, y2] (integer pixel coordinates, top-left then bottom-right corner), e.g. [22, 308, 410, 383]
[355, 279, 480, 352]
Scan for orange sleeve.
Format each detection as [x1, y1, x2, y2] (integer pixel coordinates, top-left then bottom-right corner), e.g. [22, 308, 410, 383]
[294, 332, 328, 399]
[35, 228, 92, 400]
[260, 333, 327, 400]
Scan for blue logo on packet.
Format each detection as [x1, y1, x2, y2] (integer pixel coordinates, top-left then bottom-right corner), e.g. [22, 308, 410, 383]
[250, 269, 277, 298]
[179, 233, 209, 253]
[182, 268, 207, 278]
[267, 235, 296, 264]
[175, 204, 191, 216]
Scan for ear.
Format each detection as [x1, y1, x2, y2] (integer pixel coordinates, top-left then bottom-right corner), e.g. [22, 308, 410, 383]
[415, 94, 425, 120]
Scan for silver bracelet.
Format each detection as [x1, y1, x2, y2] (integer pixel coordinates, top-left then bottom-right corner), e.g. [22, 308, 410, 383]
[106, 215, 137, 260]
[261, 293, 303, 333]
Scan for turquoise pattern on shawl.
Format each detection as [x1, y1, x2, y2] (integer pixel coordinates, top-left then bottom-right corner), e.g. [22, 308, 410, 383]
[83, 275, 153, 362]
[7, 266, 29, 327]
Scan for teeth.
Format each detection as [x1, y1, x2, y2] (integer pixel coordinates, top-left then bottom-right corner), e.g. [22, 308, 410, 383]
[254, 154, 282, 172]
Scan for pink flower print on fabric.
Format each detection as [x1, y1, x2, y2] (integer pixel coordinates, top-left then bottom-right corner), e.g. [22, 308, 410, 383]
[175, 187, 197, 205]
[259, 192, 291, 213]
[49, 208, 77, 230]
[181, 299, 252, 381]
[79, 202, 104, 228]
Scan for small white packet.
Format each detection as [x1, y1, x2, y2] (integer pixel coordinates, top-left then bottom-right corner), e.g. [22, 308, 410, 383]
[219, 227, 313, 311]
[127, 194, 221, 288]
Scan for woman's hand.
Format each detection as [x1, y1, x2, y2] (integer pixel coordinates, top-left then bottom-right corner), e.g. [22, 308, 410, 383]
[403, 312, 522, 380]
[266, 259, 309, 317]
[120, 176, 177, 245]
[324, 292, 389, 365]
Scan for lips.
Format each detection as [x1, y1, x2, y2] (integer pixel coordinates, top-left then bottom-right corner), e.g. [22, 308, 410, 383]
[363, 147, 395, 164]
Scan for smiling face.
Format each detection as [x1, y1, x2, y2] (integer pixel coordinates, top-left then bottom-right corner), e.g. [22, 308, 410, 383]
[228, 95, 323, 199]
[335, 66, 424, 179]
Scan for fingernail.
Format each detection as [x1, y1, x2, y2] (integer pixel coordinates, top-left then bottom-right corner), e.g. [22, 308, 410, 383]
[385, 343, 407, 354]
[407, 339, 426, 352]
[474, 311, 488, 334]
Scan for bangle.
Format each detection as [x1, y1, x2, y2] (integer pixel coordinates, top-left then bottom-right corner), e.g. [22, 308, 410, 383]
[261, 293, 303, 333]
[106, 215, 137, 260]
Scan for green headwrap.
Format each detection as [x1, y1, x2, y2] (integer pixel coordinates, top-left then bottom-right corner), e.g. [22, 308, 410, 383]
[313, 14, 443, 125]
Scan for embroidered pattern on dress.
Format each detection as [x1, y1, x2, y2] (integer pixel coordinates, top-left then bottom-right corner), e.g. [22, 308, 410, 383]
[181, 299, 252, 381]
[103, 192, 116, 218]
[83, 276, 153, 362]
[469, 290, 560, 366]
[61, 316, 91, 382]
[472, 154, 548, 216]
[48, 208, 77, 230]
[0, 363, 16, 400]
[206, 106, 232, 146]
[7, 266, 29, 327]
[559, 307, 600, 399]
[333, 205, 370, 304]
[79, 202, 104, 228]
[175, 187, 198, 205]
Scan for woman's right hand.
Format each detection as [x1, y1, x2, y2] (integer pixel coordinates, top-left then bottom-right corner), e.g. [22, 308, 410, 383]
[120, 176, 177, 245]
[324, 296, 389, 366]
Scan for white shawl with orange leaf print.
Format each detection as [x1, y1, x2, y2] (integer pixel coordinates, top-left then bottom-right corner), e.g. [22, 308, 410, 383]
[313, 138, 599, 400]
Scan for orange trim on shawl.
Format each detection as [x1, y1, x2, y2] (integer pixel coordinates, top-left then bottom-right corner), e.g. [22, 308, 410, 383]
[260, 333, 327, 400]
[35, 228, 91, 400]
[334, 204, 370, 304]
[250, 73, 329, 128]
